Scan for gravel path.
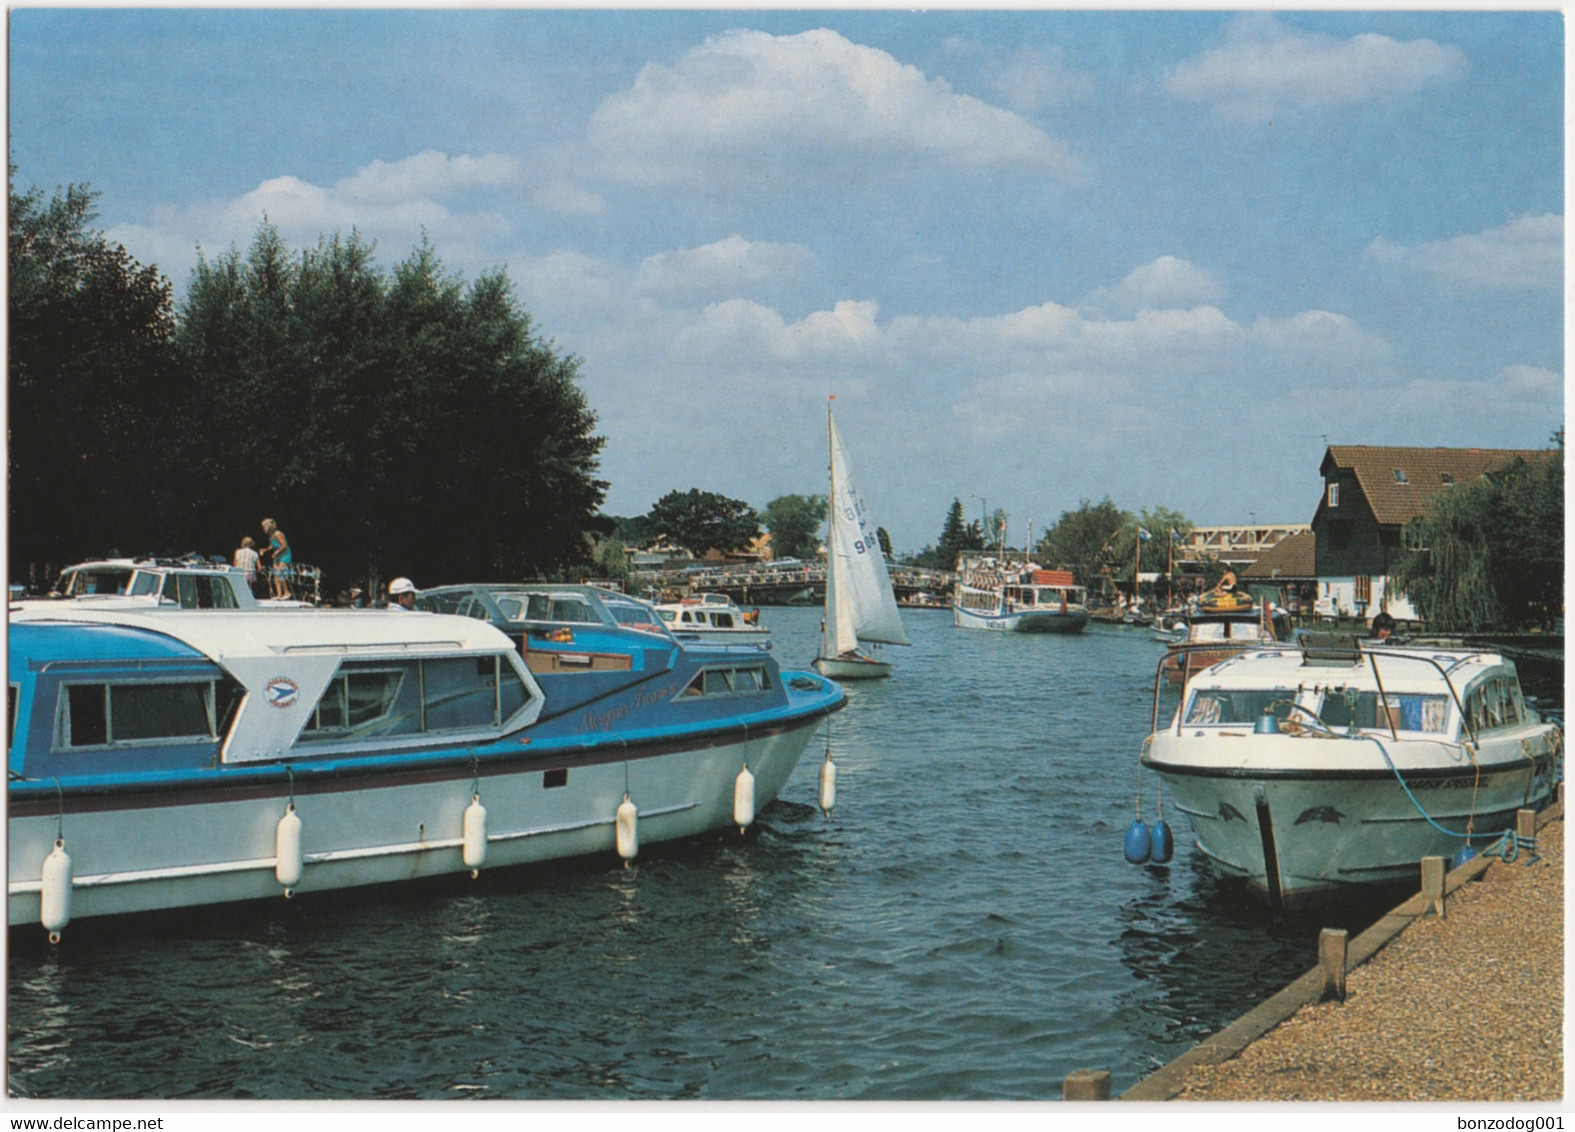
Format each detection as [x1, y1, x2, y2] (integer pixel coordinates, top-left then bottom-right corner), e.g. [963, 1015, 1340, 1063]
[1172, 818, 1563, 1102]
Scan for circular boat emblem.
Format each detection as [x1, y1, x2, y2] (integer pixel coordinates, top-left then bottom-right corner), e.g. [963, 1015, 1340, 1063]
[265, 678, 300, 708]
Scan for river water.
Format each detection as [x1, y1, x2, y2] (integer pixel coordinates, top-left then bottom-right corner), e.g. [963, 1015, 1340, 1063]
[6, 608, 1561, 1101]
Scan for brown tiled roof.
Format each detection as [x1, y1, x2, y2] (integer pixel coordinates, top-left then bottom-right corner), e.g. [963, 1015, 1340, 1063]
[1322, 445, 1552, 526]
[1242, 531, 1316, 579]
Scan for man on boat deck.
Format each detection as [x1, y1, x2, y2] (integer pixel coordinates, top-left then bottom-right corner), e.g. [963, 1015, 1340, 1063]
[388, 577, 418, 610]
[1371, 611, 1396, 641]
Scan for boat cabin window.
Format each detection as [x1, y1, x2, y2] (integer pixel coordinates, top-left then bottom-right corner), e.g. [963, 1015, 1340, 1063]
[54, 678, 231, 749]
[493, 592, 600, 625]
[605, 602, 664, 632]
[1465, 678, 1522, 734]
[60, 568, 132, 596]
[1184, 689, 1297, 726]
[1316, 689, 1451, 733]
[158, 572, 242, 609]
[679, 665, 772, 698]
[417, 592, 491, 620]
[709, 612, 736, 628]
[298, 655, 532, 744]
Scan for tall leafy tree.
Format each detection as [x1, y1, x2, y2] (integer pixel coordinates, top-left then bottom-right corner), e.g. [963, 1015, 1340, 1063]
[9, 172, 179, 573]
[762, 493, 826, 560]
[647, 489, 760, 558]
[1391, 440, 1563, 631]
[173, 225, 607, 587]
[1037, 497, 1131, 583]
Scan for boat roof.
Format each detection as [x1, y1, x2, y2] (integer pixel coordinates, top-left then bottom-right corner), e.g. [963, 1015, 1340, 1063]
[9, 606, 517, 662]
[9, 617, 209, 666]
[1190, 643, 1512, 693]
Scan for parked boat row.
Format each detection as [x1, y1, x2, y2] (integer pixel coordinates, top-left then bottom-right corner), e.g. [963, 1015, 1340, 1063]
[8, 582, 844, 939]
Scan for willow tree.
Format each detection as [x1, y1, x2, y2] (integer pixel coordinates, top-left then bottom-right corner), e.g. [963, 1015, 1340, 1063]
[1391, 440, 1563, 631]
[173, 226, 607, 588]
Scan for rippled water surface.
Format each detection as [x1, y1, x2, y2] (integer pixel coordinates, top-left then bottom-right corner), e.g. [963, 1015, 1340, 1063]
[8, 611, 1558, 1100]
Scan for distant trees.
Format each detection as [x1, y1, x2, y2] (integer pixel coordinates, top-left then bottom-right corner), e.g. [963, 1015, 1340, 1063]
[1391, 438, 1564, 631]
[761, 494, 826, 560]
[9, 173, 180, 572]
[909, 498, 983, 569]
[647, 489, 760, 559]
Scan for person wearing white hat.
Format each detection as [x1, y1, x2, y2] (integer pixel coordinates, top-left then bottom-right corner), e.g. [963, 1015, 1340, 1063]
[388, 577, 417, 610]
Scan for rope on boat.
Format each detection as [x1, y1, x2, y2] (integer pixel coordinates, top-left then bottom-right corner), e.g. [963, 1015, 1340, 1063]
[1363, 734, 1507, 844]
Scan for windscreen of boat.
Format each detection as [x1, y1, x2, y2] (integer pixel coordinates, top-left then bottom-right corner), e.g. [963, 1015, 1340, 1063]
[298, 655, 533, 744]
[605, 600, 667, 633]
[61, 568, 133, 596]
[1317, 688, 1451, 733]
[1184, 688, 1298, 726]
[493, 591, 603, 625]
[1191, 620, 1268, 642]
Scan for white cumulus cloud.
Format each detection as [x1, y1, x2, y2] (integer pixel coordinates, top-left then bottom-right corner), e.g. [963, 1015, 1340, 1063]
[587, 27, 1083, 186]
[637, 235, 814, 299]
[1167, 14, 1468, 120]
[1080, 255, 1225, 316]
[1366, 213, 1563, 291]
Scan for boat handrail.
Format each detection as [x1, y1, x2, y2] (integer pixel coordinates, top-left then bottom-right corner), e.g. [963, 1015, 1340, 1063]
[1150, 639, 1487, 748]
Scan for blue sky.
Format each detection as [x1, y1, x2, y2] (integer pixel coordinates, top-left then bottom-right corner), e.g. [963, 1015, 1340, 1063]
[9, 8, 1563, 553]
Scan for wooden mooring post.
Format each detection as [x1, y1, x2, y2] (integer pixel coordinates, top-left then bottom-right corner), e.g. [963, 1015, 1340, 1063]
[1421, 855, 1446, 918]
[1318, 928, 1348, 1003]
[1063, 1068, 1111, 1100]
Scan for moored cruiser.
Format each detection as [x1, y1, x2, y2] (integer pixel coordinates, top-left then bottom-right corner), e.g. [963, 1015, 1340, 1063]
[1140, 633, 1562, 909]
[8, 592, 843, 938]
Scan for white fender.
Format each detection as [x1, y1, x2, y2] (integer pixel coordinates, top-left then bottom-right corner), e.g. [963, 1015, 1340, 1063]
[733, 764, 756, 832]
[275, 806, 303, 889]
[616, 794, 639, 862]
[462, 795, 488, 872]
[40, 840, 72, 940]
[819, 757, 837, 815]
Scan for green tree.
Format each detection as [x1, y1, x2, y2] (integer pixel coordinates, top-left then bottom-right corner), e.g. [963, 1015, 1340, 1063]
[173, 225, 607, 587]
[648, 489, 761, 558]
[1037, 497, 1131, 584]
[761, 493, 827, 560]
[935, 498, 972, 569]
[1390, 441, 1563, 631]
[9, 172, 179, 573]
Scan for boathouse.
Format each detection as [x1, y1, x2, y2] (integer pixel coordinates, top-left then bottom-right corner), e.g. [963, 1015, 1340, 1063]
[1310, 445, 1548, 625]
[1240, 530, 1317, 617]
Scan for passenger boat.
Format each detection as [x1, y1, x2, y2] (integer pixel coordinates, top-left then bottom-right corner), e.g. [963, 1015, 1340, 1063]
[653, 593, 770, 643]
[8, 588, 844, 938]
[813, 405, 908, 679]
[1140, 633, 1562, 909]
[952, 556, 1088, 633]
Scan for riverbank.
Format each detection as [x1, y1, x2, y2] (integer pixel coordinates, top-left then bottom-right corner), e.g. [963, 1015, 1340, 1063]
[1125, 803, 1563, 1102]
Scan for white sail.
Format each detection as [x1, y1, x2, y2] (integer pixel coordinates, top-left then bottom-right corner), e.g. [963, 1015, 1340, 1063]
[824, 411, 909, 652]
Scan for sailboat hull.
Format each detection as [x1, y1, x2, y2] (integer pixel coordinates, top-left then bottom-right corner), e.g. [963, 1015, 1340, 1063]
[812, 653, 892, 680]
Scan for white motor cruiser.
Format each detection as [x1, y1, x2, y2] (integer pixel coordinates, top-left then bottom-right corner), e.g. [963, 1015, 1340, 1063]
[1140, 633, 1562, 909]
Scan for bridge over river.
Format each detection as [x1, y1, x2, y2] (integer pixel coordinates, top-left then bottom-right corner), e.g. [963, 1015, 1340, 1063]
[633, 562, 954, 607]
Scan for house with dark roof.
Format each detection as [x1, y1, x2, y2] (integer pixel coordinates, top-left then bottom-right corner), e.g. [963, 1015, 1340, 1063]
[1240, 530, 1317, 615]
[1311, 445, 1548, 623]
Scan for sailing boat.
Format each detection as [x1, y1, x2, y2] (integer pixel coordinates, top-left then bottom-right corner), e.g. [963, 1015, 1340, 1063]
[813, 403, 909, 679]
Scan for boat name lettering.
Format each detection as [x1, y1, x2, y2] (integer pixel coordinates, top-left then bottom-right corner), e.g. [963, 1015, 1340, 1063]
[579, 680, 682, 733]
